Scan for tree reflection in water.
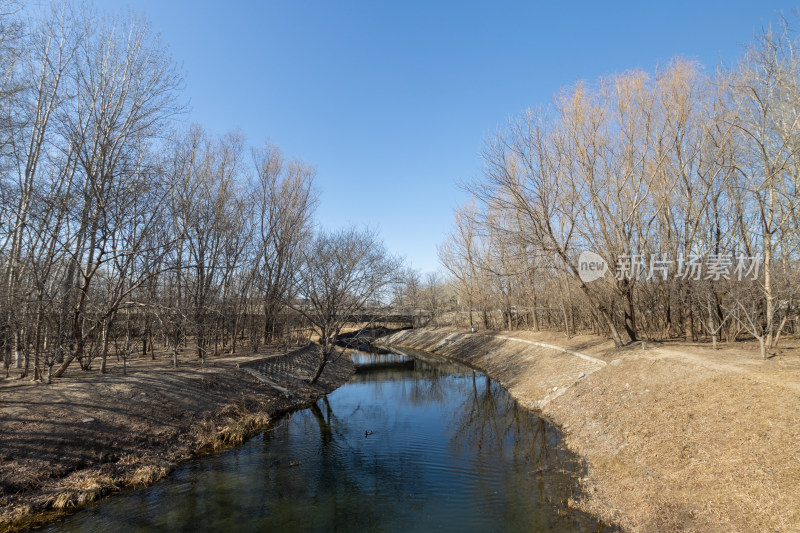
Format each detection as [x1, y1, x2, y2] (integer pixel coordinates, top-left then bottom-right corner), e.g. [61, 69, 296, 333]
[451, 368, 585, 516]
[43, 348, 611, 533]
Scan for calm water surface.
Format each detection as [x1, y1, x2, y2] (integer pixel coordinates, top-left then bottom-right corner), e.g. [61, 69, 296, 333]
[45, 349, 609, 532]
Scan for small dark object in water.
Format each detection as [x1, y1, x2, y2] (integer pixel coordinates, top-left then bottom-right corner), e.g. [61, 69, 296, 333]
[289, 461, 301, 467]
[365, 430, 374, 436]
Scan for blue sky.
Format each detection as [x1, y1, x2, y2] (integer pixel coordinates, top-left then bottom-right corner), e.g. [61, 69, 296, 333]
[90, 0, 797, 274]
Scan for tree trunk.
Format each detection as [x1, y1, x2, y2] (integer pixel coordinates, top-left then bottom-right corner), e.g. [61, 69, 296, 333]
[13, 331, 22, 369]
[100, 320, 110, 374]
[622, 286, 637, 343]
[772, 315, 788, 349]
[310, 348, 328, 384]
[54, 344, 80, 378]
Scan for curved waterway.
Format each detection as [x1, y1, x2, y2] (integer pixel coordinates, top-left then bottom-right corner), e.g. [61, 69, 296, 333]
[44, 349, 611, 532]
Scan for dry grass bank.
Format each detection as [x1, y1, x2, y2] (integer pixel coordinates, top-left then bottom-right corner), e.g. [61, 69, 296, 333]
[0, 343, 354, 532]
[378, 328, 800, 533]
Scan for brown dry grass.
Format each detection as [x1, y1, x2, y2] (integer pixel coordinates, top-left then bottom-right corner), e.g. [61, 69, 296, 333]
[203, 402, 272, 449]
[125, 463, 172, 487]
[380, 327, 800, 533]
[48, 472, 118, 509]
[0, 342, 355, 532]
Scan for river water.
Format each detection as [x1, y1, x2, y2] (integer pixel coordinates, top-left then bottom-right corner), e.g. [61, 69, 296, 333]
[44, 349, 609, 532]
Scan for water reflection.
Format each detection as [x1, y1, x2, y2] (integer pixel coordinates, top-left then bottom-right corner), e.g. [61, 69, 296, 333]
[350, 351, 414, 369]
[43, 349, 610, 533]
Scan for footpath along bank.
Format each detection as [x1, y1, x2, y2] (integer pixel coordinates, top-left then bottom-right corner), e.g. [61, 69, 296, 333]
[376, 327, 800, 533]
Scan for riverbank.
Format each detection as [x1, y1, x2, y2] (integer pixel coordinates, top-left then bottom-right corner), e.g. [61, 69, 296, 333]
[0, 344, 354, 532]
[377, 328, 800, 532]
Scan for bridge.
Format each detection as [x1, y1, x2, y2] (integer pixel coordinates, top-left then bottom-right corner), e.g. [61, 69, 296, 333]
[345, 313, 416, 328]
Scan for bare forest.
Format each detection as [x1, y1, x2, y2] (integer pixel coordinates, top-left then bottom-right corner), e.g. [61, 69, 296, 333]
[438, 21, 800, 359]
[5, 3, 800, 390]
[0, 3, 400, 385]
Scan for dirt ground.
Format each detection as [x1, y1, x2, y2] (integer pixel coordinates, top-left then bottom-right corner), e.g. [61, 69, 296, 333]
[0, 343, 354, 531]
[379, 328, 800, 533]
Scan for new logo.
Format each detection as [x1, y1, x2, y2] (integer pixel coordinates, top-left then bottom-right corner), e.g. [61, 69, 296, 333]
[578, 251, 608, 282]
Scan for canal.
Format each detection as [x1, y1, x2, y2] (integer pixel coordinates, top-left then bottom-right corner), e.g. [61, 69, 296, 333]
[44, 349, 609, 532]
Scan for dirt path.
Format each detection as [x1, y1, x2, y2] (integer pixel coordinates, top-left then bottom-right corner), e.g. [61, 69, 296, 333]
[0, 343, 354, 531]
[378, 328, 800, 533]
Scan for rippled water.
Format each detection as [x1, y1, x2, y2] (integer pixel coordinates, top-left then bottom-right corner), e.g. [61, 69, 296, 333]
[44, 348, 609, 532]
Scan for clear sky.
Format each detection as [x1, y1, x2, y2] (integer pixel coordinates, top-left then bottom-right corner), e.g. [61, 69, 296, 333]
[86, 0, 797, 274]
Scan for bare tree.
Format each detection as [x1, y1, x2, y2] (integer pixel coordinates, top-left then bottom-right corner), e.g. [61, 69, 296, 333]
[423, 271, 444, 327]
[724, 20, 800, 353]
[438, 204, 483, 328]
[52, 7, 183, 377]
[0, 6, 77, 377]
[475, 106, 627, 346]
[170, 127, 246, 366]
[288, 227, 400, 383]
[251, 142, 317, 345]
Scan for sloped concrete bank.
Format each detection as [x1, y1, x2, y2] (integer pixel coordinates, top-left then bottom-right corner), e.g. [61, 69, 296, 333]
[376, 327, 800, 533]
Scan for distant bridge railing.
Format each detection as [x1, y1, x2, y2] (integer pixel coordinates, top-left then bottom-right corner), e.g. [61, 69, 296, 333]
[345, 313, 415, 328]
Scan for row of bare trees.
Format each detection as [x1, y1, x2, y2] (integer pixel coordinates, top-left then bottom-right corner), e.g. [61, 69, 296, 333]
[440, 22, 800, 358]
[0, 3, 400, 383]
